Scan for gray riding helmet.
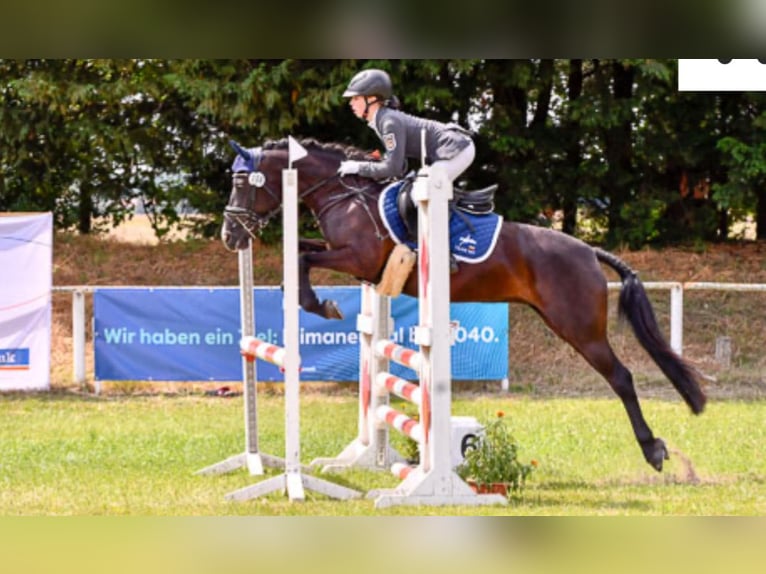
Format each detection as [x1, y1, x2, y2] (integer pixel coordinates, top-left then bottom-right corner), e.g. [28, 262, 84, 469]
[342, 69, 393, 99]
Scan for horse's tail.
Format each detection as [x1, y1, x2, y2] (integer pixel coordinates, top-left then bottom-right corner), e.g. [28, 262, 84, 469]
[595, 248, 707, 414]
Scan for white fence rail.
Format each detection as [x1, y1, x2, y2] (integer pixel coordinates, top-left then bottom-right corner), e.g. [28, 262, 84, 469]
[52, 282, 766, 387]
[611, 281, 766, 357]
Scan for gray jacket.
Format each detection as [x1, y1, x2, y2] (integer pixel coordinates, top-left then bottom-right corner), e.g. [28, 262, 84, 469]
[357, 107, 472, 180]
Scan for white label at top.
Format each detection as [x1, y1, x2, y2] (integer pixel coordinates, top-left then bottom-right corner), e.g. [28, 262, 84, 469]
[678, 59, 766, 92]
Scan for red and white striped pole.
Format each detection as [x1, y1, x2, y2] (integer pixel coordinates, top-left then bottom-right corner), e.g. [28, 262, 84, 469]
[240, 335, 287, 369]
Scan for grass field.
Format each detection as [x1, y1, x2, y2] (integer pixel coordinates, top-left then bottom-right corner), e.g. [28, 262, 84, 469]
[7, 226, 765, 518]
[1, 392, 763, 516]
[4, 225, 766, 573]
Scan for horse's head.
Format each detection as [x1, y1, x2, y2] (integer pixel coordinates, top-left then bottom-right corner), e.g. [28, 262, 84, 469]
[221, 137, 375, 251]
[221, 140, 289, 251]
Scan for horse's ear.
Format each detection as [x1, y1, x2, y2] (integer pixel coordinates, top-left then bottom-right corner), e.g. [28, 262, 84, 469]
[229, 140, 252, 161]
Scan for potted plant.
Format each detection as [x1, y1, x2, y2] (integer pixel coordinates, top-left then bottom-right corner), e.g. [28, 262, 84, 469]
[456, 411, 537, 497]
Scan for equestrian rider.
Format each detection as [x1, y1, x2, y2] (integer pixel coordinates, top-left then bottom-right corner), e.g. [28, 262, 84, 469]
[339, 69, 474, 274]
[338, 68, 476, 184]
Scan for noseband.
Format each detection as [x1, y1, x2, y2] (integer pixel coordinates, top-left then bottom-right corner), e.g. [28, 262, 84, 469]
[224, 145, 286, 239]
[225, 165, 342, 241]
[224, 172, 283, 239]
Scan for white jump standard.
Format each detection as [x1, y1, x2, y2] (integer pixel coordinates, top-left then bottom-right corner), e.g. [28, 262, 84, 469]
[373, 164, 505, 507]
[316, 158, 506, 507]
[213, 138, 360, 502]
[195, 240, 284, 477]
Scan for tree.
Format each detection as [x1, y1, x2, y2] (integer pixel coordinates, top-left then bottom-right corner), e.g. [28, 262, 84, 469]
[2, 59, 763, 246]
[560, 59, 584, 236]
[712, 93, 766, 240]
[0, 60, 203, 236]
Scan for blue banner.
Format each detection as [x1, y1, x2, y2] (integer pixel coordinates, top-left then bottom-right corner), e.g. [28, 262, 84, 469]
[94, 287, 508, 382]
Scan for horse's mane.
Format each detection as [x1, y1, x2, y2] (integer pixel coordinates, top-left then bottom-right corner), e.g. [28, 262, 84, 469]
[263, 137, 369, 161]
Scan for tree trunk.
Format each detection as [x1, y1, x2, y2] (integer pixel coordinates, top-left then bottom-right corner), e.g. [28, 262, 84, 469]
[757, 186, 766, 240]
[531, 59, 554, 129]
[78, 183, 93, 235]
[599, 60, 635, 244]
[562, 59, 583, 236]
[484, 60, 531, 216]
[487, 59, 529, 136]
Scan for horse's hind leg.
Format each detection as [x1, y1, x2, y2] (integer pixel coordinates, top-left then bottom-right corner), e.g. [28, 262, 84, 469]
[580, 341, 669, 471]
[536, 300, 669, 471]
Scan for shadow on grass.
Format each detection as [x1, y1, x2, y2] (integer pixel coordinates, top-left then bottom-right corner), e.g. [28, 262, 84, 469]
[0, 388, 106, 403]
[0, 387, 220, 403]
[518, 480, 655, 513]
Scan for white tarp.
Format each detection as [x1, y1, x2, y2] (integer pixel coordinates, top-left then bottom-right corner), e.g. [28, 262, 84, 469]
[0, 213, 53, 391]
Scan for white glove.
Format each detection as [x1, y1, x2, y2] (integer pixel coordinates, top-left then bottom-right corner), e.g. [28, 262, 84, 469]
[338, 160, 361, 176]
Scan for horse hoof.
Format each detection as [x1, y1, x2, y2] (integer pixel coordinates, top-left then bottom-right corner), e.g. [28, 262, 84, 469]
[322, 300, 344, 320]
[648, 438, 669, 472]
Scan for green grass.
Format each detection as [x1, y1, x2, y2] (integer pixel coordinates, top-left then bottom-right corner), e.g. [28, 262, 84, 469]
[0, 393, 763, 515]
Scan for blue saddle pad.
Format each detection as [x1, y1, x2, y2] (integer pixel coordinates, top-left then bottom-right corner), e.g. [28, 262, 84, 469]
[378, 182, 503, 263]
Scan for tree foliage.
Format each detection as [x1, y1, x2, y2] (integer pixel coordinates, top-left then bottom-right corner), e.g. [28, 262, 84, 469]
[2, 59, 764, 246]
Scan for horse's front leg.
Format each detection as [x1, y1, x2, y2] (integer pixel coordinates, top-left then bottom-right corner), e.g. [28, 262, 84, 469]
[297, 252, 345, 320]
[297, 246, 383, 320]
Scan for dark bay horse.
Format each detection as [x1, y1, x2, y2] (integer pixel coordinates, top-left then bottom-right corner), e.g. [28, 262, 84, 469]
[221, 137, 707, 473]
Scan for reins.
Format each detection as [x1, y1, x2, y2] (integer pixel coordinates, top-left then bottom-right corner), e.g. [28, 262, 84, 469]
[228, 159, 389, 242]
[314, 182, 387, 241]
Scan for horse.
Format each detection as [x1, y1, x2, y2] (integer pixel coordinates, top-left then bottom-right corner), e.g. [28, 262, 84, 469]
[221, 137, 707, 473]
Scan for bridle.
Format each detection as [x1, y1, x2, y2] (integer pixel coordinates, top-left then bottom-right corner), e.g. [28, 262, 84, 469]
[225, 169, 342, 241]
[224, 172, 282, 239]
[224, 146, 387, 241]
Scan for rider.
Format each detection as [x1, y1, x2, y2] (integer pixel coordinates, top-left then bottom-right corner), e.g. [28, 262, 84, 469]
[338, 68, 476, 184]
[339, 68, 474, 273]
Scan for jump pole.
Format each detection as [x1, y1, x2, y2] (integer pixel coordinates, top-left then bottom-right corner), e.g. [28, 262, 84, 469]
[225, 137, 360, 502]
[195, 239, 284, 477]
[310, 281, 404, 472]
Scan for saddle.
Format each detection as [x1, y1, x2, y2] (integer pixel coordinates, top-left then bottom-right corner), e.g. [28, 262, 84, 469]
[396, 175, 497, 242]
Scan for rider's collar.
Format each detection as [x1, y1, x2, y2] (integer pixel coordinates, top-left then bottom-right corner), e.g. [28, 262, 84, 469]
[366, 106, 379, 128]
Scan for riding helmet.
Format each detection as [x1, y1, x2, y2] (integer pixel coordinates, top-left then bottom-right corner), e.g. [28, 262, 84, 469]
[342, 69, 393, 100]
